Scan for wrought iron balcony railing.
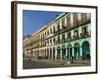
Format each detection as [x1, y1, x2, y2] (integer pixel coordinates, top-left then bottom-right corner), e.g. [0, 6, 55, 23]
[80, 32, 90, 38]
[55, 40, 60, 44]
[60, 39, 66, 43]
[66, 37, 72, 42]
[73, 35, 79, 40]
[53, 19, 91, 36]
[78, 18, 91, 27]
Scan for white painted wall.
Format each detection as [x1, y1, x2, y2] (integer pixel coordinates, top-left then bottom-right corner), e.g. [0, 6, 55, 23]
[0, 0, 99, 80]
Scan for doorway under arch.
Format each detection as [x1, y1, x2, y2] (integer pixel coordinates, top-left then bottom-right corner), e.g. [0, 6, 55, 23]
[62, 45, 66, 60]
[57, 46, 60, 59]
[74, 43, 80, 60]
[50, 48, 52, 59]
[53, 47, 55, 59]
[67, 44, 72, 60]
[82, 41, 90, 60]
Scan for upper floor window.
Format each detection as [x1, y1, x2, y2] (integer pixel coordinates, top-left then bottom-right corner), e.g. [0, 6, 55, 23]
[62, 18, 66, 29]
[57, 23, 60, 31]
[67, 16, 71, 28]
[58, 36, 60, 42]
[81, 13, 87, 23]
[53, 26, 55, 33]
[73, 13, 78, 27]
[82, 26, 87, 34]
[50, 39, 52, 43]
[50, 28, 52, 34]
[47, 39, 49, 44]
[67, 32, 71, 38]
[45, 41, 46, 46]
[62, 34, 65, 40]
[47, 30, 49, 35]
[45, 32, 46, 36]
[74, 29, 79, 37]
[53, 38, 55, 43]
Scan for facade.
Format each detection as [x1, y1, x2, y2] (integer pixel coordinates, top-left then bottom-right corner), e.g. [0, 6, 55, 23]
[23, 12, 91, 62]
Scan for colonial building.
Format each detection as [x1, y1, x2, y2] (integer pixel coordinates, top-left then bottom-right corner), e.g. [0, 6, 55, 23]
[23, 12, 91, 62]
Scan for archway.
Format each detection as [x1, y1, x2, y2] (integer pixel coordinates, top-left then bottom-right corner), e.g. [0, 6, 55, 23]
[74, 43, 80, 60]
[45, 49, 47, 59]
[50, 48, 52, 59]
[67, 44, 72, 60]
[62, 45, 66, 60]
[82, 41, 90, 60]
[47, 48, 49, 59]
[57, 46, 60, 59]
[53, 47, 55, 59]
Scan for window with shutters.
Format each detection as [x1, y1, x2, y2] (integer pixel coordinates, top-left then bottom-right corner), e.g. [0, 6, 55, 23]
[67, 16, 71, 29]
[73, 13, 78, 27]
[81, 13, 87, 23]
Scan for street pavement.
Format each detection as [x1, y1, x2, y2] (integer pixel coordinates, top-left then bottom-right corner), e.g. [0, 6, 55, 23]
[23, 60, 64, 69]
[23, 59, 90, 69]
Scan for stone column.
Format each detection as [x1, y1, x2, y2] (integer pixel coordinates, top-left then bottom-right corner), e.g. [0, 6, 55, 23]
[52, 48, 54, 59]
[72, 47, 74, 57]
[79, 46, 83, 61]
[48, 49, 50, 59]
[65, 48, 67, 60]
[68, 48, 70, 61]
[60, 49, 62, 59]
[55, 48, 57, 59]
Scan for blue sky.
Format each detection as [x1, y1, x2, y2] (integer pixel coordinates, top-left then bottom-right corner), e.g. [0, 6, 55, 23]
[23, 10, 62, 35]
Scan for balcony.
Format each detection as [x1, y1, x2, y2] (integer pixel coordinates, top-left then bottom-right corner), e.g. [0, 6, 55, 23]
[54, 30, 60, 35]
[54, 27, 70, 36]
[66, 37, 72, 42]
[78, 18, 91, 27]
[60, 27, 67, 33]
[73, 35, 79, 40]
[53, 19, 91, 36]
[80, 32, 90, 38]
[32, 44, 40, 49]
[55, 40, 60, 44]
[60, 39, 66, 43]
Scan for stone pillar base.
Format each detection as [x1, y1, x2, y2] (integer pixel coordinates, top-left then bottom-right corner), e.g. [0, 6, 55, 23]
[78, 56, 82, 61]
